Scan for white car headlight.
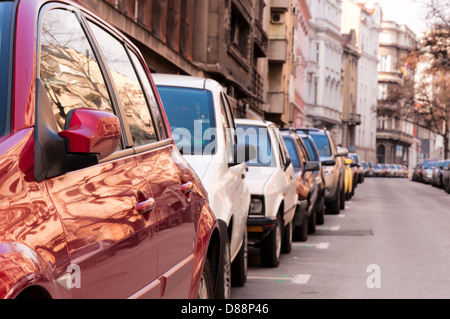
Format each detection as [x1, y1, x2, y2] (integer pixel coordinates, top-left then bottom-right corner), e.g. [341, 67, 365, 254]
[250, 196, 264, 215]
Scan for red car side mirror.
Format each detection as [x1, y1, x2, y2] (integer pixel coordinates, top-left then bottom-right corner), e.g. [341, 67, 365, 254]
[58, 108, 121, 160]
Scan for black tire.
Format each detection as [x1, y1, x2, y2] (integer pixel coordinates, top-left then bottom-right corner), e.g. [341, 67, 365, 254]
[231, 230, 248, 287]
[260, 214, 281, 268]
[340, 181, 346, 210]
[197, 258, 214, 299]
[293, 215, 308, 242]
[316, 202, 325, 225]
[216, 222, 231, 299]
[308, 206, 316, 234]
[281, 221, 292, 254]
[326, 186, 341, 215]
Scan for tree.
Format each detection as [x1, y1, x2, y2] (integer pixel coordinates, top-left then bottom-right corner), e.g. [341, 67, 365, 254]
[404, 0, 450, 158]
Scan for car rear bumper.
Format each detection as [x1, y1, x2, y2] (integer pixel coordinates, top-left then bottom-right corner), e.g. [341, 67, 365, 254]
[247, 216, 277, 245]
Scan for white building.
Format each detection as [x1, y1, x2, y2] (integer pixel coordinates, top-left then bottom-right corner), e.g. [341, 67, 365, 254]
[305, 0, 343, 143]
[341, 0, 381, 162]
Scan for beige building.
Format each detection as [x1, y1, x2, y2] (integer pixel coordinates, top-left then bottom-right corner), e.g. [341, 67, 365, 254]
[341, 29, 360, 149]
[376, 20, 417, 164]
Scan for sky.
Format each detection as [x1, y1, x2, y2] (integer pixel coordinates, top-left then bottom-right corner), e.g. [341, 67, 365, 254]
[373, 0, 429, 37]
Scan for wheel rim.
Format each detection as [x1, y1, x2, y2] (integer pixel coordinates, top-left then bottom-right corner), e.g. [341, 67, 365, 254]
[198, 271, 209, 299]
[275, 220, 281, 259]
[223, 241, 232, 299]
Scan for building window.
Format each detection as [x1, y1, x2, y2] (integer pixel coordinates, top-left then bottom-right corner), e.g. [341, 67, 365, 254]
[230, 5, 250, 58]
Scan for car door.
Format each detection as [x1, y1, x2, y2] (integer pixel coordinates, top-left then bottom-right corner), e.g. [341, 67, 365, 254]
[219, 92, 248, 256]
[88, 20, 200, 298]
[37, 5, 159, 298]
[271, 127, 296, 219]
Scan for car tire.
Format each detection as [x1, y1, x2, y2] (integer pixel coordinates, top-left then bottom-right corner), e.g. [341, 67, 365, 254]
[316, 202, 325, 225]
[326, 186, 340, 215]
[281, 221, 292, 254]
[308, 206, 316, 234]
[340, 181, 346, 210]
[197, 258, 214, 299]
[293, 215, 308, 242]
[216, 222, 231, 299]
[231, 230, 248, 287]
[260, 213, 281, 268]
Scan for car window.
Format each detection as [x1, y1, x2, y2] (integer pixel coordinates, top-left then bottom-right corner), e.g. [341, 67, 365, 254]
[236, 125, 275, 167]
[0, 1, 12, 136]
[282, 137, 301, 169]
[220, 93, 235, 163]
[308, 132, 332, 157]
[301, 137, 317, 161]
[39, 9, 118, 136]
[128, 50, 166, 140]
[88, 21, 158, 147]
[157, 86, 216, 155]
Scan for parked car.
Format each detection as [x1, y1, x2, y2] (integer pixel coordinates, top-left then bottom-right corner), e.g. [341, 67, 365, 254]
[432, 160, 445, 188]
[419, 159, 436, 183]
[443, 160, 450, 193]
[380, 164, 391, 177]
[423, 160, 438, 184]
[281, 130, 320, 241]
[0, 0, 224, 299]
[296, 130, 327, 226]
[412, 163, 423, 181]
[374, 163, 382, 177]
[349, 153, 364, 183]
[297, 129, 347, 214]
[235, 119, 297, 267]
[153, 74, 255, 294]
[362, 161, 373, 177]
[344, 158, 354, 200]
[389, 164, 399, 177]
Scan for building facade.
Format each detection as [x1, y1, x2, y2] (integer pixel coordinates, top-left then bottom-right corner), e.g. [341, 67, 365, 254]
[76, 0, 270, 119]
[305, 0, 343, 143]
[376, 20, 417, 165]
[341, 0, 381, 162]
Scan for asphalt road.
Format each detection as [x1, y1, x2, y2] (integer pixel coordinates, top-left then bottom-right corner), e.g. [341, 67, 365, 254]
[232, 177, 450, 299]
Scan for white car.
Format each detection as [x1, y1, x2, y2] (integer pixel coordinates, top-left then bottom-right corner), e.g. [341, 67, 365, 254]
[235, 119, 297, 267]
[153, 74, 252, 298]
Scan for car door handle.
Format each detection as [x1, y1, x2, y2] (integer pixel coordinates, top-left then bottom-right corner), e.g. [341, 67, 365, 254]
[137, 198, 156, 215]
[180, 181, 193, 194]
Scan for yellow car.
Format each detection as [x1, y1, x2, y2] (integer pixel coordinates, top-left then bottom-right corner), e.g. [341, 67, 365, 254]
[344, 158, 354, 200]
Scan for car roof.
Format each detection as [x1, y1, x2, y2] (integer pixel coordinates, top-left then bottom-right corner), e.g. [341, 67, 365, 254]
[151, 73, 223, 92]
[235, 118, 276, 127]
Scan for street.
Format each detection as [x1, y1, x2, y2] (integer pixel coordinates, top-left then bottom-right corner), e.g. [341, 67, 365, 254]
[232, 177, 450, 299]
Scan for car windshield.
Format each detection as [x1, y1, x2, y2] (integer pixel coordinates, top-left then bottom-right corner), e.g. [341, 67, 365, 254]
[0, 2, 13, 136]
[282, 137, 301, 169]
[236, 125, 275, 167]
[157, 86, 216, 155]
[308, 132, 332, 157]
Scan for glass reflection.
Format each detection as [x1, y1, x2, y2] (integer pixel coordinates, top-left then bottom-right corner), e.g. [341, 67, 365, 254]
[39, 9, 115, 133]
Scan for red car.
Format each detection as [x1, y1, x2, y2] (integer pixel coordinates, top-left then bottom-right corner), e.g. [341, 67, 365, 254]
[0, 0, 222, 299]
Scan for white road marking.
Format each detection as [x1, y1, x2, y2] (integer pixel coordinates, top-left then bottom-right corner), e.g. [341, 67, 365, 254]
[293, 242, 330, 249]
[292, 274, 311, 284]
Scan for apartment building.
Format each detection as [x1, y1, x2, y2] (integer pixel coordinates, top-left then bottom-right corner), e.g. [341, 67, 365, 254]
[376, 20, 417, 164]
[76, 0, 270, 118]
[341, 0, 381, 162]
[305, 0, 343, 142]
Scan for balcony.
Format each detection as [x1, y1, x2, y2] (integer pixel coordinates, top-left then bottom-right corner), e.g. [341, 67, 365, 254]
[342, 112, 362, 126]
[267, 91, 287, 114]
[306, 104, 342, 125]
[254, 20, 268, 58]
[270, 0, 289, 11]
[268, 39, 287, 63]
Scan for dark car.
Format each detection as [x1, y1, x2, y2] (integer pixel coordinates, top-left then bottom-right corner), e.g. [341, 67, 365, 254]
[432, 160, 445, 188]
[281, 131, 320, 241]
[297, 131, 326, 226]
[442, 160, 450, 193]
[297, 128, 347, 215]
[0, 0, 222, 299]
[412, 163, 423, 181]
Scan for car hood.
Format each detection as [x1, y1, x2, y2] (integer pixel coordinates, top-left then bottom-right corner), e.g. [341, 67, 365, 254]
[182, 155, 213, 181]
[245, 166, 277, 194]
